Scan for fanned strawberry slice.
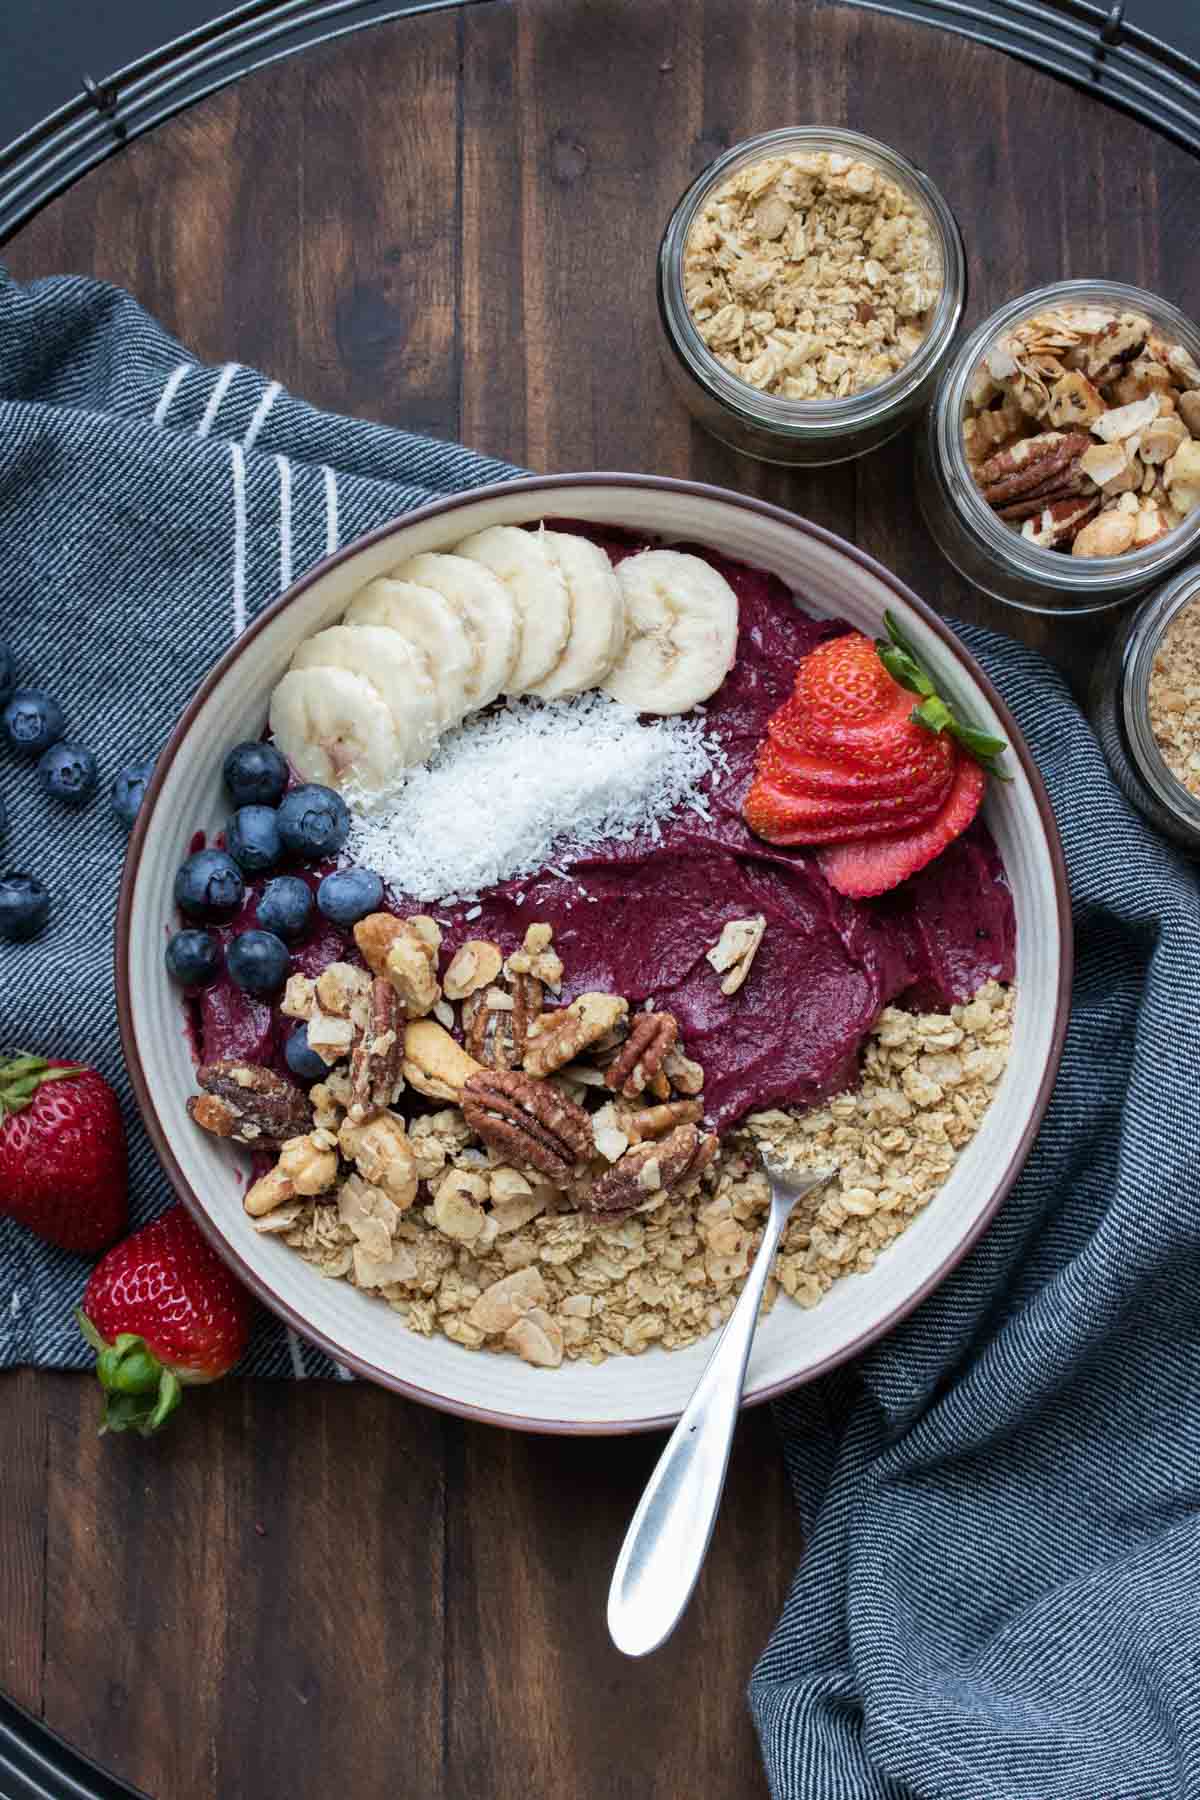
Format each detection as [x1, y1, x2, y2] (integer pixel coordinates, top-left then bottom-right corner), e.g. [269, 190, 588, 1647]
[743, 773, 948, 844]
[759, 733, 955, 809]
[816, 758, 986, 898]
[787, 635, 914, 762]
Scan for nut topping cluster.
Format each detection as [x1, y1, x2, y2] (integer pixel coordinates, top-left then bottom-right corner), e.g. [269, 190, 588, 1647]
[965, 306, 1200, 556]
[188, 917, 721, 1365]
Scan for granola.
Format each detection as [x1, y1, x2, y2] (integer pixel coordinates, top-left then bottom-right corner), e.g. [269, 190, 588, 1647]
[1148, 593, 1200, 795]
[683, 150, 943, 401]
[221, 913, 1012, 1368]
[964, 305, 1200, 557]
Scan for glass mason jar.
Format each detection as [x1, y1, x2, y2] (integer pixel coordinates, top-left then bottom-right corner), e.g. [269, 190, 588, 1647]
[916, 279, 1200, 615]
[657, 126, 967, 467]
[1090, 564, 1200, 852]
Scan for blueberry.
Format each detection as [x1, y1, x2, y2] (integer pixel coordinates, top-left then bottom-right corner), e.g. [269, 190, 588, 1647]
[0, 644, 13, 699]
[226, 929, 290, 996]
[285, 1023, 329, 1084]
[164, 928, 221, 990]
[37, 741, 98, 808]
[317, 866, 384, 928]
[111, 759, 157, 831]
[223, 741, 289, 808]
[174, 848, 245, 922]
[2, 689, 66, 759]
[226, 805, 282, 875]
[256, 875, 314, 942]
[0, 872, 50, 943]
[277, 784, 350, 861]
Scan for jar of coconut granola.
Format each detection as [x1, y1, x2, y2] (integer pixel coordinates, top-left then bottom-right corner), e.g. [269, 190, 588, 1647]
[916, 280, 1200, 614]
[1090, 564, 1200, 852]
[657, 127, 966, 466]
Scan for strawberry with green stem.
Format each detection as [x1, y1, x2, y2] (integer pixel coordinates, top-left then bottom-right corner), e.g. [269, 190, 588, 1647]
[77, 1205, 253, 1436]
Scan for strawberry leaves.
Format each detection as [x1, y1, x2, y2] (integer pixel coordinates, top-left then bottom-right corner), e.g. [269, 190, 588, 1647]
[76, 1310, 183, 1437]
[0, 1053, 82, 1122]
[875, 613, 1010, 779]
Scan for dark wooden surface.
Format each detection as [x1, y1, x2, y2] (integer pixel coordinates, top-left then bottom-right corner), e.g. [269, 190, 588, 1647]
[2, 4, 1197, 1796]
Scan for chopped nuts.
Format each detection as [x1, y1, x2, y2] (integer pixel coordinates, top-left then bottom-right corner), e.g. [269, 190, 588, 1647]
[354, 913, 442, 1018]
[442, 939, 503, 1001]
[524, 991, 629, 1077]
[1148, 593, 1200, 796]
[965, 304, 1200, 556]
[402, 1019, 481, 1101]
[338, 1112, 418, 1209]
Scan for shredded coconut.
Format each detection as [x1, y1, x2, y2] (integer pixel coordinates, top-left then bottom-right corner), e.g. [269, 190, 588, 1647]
[344, 693, 723, 905]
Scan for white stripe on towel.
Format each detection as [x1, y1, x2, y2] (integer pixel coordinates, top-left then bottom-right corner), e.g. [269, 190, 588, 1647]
[287, 1328, 308, 1380]
[230, 442, 247, 639]
[152, 362, 191, 428]
[321, 464, 339, 554]
[276, 454, 293, 592]
[243, 379, 282, 452]
[197, 361, 240, 439]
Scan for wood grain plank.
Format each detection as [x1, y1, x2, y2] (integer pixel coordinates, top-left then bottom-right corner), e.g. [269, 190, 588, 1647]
[445, 1409, 796, 1800]
[41, 1375, 446, 1800]
[0, 1373, 48, 1716]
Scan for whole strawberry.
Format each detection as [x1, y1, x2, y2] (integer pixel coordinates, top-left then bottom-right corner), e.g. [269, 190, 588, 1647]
[77, 1205, 253, 1436]
[0, 1053, 128, 1253]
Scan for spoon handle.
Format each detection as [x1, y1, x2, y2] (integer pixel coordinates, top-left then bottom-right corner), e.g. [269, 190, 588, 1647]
[606, 1191, 792, 1659]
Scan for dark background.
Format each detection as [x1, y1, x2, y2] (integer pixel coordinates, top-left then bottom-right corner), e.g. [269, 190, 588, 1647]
[1, 0, 1199, 151]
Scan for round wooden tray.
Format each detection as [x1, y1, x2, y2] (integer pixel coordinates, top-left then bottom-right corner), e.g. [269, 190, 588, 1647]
[2, 5, 1197, 1796]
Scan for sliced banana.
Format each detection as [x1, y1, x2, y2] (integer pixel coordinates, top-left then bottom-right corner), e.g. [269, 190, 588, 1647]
[291, 625, 438, 770]
[454, 525, 571, 693]
[529, 531, 627, 700]
[602, 549, 739, 715]
[395, 552, 519, 709]
[344, 578, 475, 728]
[269, 667, 403, 796]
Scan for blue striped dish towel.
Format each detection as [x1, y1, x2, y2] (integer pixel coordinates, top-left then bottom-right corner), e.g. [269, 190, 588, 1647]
[4, 268, 1197, 1800]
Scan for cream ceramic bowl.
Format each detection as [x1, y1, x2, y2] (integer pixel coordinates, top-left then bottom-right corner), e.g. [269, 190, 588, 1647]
[118, 475, 1071, 1433]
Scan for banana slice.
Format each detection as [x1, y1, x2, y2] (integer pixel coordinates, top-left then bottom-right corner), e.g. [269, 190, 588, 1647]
[269, 667, 403, 796]
[454, 525, 571, 693]
[529, 532, 627, 700]
[343, 578, 475, 728]
[290, 625, 438, 770]
[395, 552, 519, 709]
[602, 550, 739, 715]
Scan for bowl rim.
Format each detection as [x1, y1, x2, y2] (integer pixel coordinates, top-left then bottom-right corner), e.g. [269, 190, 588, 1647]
[116, 471, 1073, 1435]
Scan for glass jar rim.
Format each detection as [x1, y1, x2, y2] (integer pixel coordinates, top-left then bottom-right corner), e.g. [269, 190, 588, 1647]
[934, 278, 1200, 591]
[1122, 564, 1200, 832]
[658, 126, 966, 435]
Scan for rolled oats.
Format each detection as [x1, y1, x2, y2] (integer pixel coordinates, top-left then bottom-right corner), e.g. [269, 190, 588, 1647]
[683, 150, 942, 401]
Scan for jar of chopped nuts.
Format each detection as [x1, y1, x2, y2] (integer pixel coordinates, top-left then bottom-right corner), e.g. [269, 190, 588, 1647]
[917, 280, 1200, 614]
[658, 127, 966, 466]
[1090, 564, 1200, 851]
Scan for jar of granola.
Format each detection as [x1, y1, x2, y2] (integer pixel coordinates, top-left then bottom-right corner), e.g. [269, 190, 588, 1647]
[916, 280, 1200, 613]
[1090, 564, 1200, 851]
[657, 127, 966, 466]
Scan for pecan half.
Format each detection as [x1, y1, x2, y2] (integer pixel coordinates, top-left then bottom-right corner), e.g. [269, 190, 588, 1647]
[463, 972, 543, 1069]
[187, 1062, 313, 1146]
[585, 1123, 719, 1219]
[605, 1011, 678, 1099]
[461, 1071, 592, 1185]
[524, 992, 629, 1078]
[976, 431, 1090, 506]
[347, 978, 405, 1122]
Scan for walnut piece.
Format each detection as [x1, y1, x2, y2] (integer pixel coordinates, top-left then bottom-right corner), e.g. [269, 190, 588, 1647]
[505, 922, 563, 991]
[705, 914, 766, 996]
[354, 913, 442, 1018]
[625, 1099, 705, 1143]
[278, 1130, 340, 1196]
[461, 1070, 592, 1184]
[524, 992, 629, 1078]
[188, 1062, 313, 1147]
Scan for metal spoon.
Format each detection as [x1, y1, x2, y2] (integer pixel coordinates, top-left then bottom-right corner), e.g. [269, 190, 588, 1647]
[607, 1156, 835, 1658]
